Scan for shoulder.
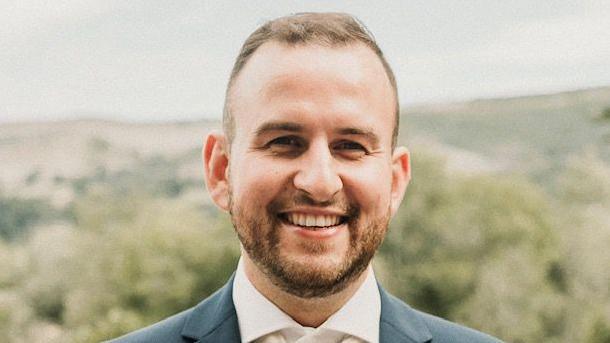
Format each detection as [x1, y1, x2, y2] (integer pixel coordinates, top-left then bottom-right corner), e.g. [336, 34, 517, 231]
[379, 288, 503, 343]
[414, 309, 503, 343]
[105, 308, 193, 343]
[106, 277, 238, 343]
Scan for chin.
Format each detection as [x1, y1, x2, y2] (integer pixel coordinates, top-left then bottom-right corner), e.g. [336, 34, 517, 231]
[263, 247, 372, 299]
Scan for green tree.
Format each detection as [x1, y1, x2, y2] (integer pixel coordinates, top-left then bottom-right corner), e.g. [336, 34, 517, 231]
[63, 191, 239, 341]
[0, 193, 55, 242]
[600, 107, 610, 121]
[553, 152, 610, 343]
[0, 188, 239, 342]
[377, 150, 561, 342]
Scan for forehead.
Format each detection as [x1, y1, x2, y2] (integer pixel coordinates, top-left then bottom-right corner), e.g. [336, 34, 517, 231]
[229, 42, 395, 139]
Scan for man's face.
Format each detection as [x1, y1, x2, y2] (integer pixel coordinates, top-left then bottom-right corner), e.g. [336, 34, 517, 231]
[221, 42, 407, 298]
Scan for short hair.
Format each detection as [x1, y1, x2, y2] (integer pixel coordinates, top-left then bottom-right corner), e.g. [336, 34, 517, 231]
[223, 12, 399, 149]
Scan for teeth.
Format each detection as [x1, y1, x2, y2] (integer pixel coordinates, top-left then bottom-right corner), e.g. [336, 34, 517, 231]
[306, 216, 314, 226]
[286, 213, 342, 227]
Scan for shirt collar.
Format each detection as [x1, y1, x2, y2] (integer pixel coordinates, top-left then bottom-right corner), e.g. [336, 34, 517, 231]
[232, 257, 381, 343]
[321, 265, 381, 343]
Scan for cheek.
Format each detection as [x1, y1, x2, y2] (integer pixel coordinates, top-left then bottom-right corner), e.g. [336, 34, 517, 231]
[343, 162, 393, 209]
[230, 157, 287, 204]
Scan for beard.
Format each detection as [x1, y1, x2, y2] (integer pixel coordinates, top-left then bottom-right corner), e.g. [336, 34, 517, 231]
[229, 189, 390, 298]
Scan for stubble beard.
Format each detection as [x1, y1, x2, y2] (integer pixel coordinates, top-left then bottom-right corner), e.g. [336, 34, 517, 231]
[229, 190, 390, 299]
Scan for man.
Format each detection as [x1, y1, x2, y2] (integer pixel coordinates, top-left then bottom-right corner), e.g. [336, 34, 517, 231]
[111, 12, 502, 343]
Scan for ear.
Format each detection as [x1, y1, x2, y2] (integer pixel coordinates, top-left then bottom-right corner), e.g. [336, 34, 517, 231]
[389, 146, 411, 216]
[203, 131, 230, 211]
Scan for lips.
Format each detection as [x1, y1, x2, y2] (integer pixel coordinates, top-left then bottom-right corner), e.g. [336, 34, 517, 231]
[279, 212, 347, 229]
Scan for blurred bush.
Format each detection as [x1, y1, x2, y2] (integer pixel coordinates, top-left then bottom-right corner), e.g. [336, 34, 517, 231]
[0, 189, 239, 342]
[378, 151, 560, 342]
[0, 193, 57, 242]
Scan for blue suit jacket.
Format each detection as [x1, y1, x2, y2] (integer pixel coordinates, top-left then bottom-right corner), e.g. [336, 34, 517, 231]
[109, 276, 502, 343]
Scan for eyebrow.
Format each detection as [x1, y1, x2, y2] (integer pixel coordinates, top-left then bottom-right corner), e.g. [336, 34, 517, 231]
[335, 127, 380, 147]
[254, 122, 304, 136]
[254, 121, 380, 146]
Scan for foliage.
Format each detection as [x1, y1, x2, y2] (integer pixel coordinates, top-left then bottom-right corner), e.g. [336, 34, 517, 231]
[551, 152, 610, 343]
[70, 155, 198, 198]
[0, 190, 239, 342]
[557, 151, 610, 206]
[377, 151, 561, 342]
[601, 107, 610, 121]
[0, 193, 56, 242]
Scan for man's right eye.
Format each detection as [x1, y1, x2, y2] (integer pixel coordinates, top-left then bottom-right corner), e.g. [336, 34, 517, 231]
[266, 136, 305, 154]
[269, 136, 299, 145]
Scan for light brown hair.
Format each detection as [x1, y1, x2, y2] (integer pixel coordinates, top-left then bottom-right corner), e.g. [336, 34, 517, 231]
[223, 12, 399, 148]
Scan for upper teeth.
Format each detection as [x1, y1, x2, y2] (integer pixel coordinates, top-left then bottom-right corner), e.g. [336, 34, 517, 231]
[287, 213, 341, 227]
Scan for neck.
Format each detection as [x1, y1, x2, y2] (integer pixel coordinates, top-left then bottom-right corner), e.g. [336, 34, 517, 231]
[241, 253, 370, 328]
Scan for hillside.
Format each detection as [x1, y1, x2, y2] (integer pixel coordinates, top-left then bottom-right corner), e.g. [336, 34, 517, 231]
[402, 86, 610, 182]
[0, 120, 219, 205]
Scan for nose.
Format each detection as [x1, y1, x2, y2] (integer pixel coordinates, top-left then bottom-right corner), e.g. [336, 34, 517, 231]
[293, 141, 343, 202]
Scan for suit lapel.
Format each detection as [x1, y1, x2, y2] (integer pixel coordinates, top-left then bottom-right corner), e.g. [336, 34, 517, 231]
[379, 284, 433, 343]
[178, 275, 432, 343]
[181, 275, 241, 343]
[194, 317, 241, 343]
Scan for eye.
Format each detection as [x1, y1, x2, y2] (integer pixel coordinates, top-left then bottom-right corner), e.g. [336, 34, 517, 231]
[335, 141, 365, 150]
[333, 141, 368, 159]
[269, 136, 300, 146]
[266, 136, 305, 155]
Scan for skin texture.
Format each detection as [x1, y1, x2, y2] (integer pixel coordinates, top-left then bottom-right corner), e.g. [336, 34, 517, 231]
[203, 41, 411, 327]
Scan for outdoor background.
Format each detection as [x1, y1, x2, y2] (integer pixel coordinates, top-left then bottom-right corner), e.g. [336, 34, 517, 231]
[1, 1, 609, 342]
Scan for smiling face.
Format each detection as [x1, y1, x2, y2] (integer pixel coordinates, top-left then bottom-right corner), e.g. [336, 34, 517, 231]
[204, 42, 410, 298]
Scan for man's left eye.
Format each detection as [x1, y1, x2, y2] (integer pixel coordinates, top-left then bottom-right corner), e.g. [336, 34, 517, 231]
[335, 141, 366, 150]
[333, 141, 368, 158]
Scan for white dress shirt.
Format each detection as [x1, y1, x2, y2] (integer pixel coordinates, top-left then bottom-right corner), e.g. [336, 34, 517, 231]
[232, 258, 381, 343]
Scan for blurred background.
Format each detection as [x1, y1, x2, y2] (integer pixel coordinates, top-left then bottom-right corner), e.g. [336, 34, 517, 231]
[1, 1, 609, 342]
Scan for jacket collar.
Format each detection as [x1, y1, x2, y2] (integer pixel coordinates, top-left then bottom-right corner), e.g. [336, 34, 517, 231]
[379, 284, 432, 343]
[180, 275, 433, 343]
[181, 274, 241, 343]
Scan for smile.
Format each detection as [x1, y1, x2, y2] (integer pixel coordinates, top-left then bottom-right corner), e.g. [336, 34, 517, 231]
[279, 212, 348, 230]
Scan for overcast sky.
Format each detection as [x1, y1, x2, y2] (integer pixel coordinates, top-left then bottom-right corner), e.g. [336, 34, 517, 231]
[1, 0, 609, 123]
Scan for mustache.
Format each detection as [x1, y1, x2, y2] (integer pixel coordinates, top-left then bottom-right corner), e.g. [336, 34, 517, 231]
[267, 192, 358, 217]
